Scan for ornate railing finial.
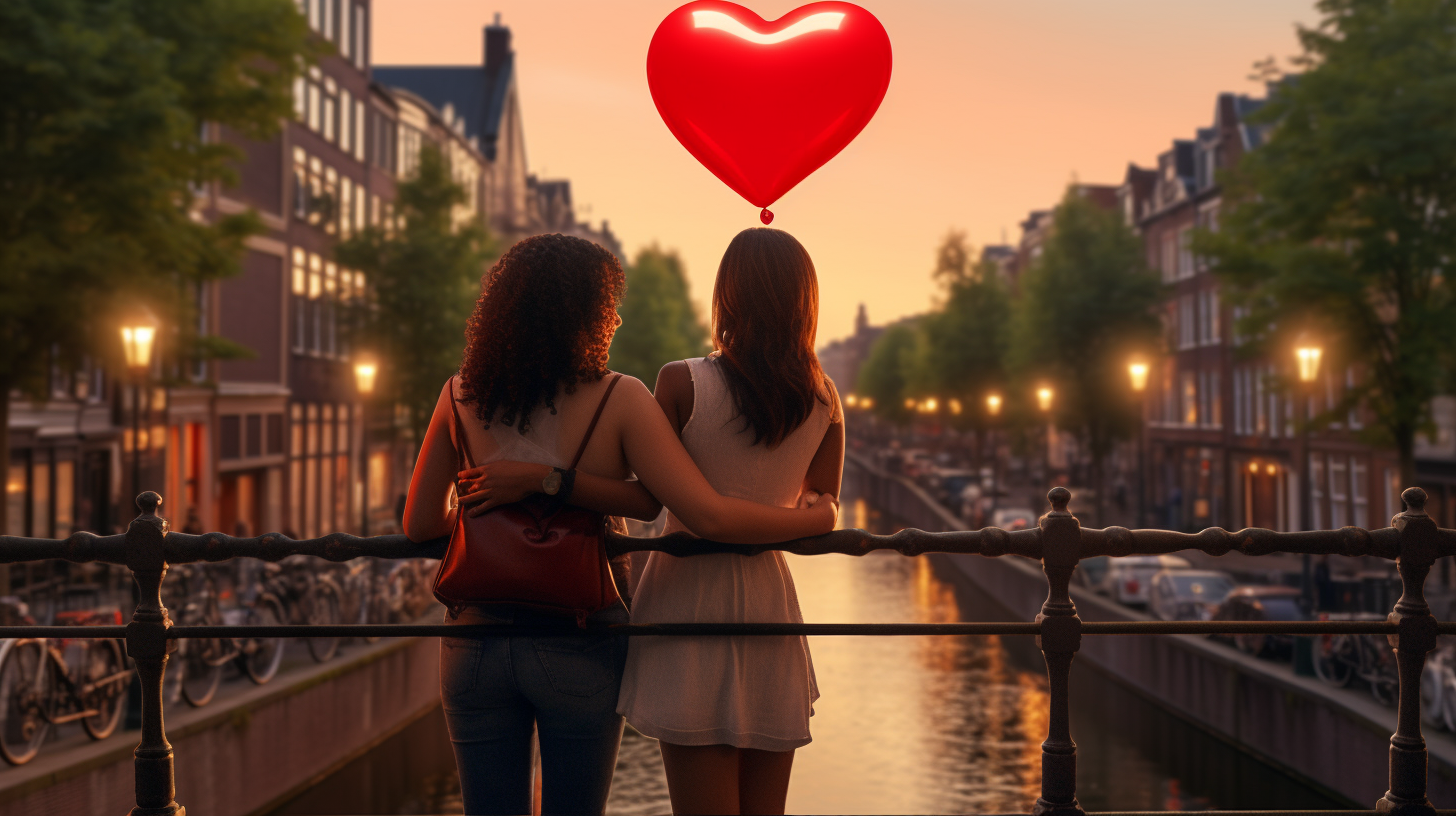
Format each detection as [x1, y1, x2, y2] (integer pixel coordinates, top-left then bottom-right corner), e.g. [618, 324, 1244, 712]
[1402, 487, 1428, 515]
[137, 491, 162, 516]
[1047, 487, 1071, 515]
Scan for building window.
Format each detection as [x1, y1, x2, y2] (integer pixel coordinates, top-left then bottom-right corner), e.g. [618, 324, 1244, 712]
[322, 78, 337, 143]
[1329, 456, 1348, 528]
[1310, 454, 1324, 530]
[293, 76, 307, 121]
[307, 80, 320, 132]
[339, 89, 352, 154]
[246, 414, 263, 458]
[1182, 371, 1197, 426]
[292, 148, 309, 219]
[340, 0, 352, 57]
[1160, 232, 1176, 284]
[1351, 459, 1369, 529]
[1178, 295, 1195, 350]
[1177, 226, 1194, 280]
[354, 100, 367, 163]
[220, 415, 242, 460]
[267, 413, 285, 455]
[1208, 370, 1221, 428]
[353, 4, 368, 69]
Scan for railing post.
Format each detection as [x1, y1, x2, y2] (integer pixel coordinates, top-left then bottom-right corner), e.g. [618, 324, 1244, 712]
[1379, 487, 1439, 816]
[1033, 487, 1085, 816]
[123, 492, 184, 816]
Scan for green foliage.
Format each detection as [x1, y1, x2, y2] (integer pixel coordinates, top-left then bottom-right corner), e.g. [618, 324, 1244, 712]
[0, 0, 313, 391]
[1010, 187, 1164, 504]
[916, 231, 1012, 429]
[1195, 0, 1456, 484]
[608, 246, 709, 383]
[857, 323, 920, 425]
[335, 145, 493, 442]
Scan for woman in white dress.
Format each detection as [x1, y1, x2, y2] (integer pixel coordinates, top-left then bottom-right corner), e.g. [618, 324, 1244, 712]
[624, 228, 843, 815]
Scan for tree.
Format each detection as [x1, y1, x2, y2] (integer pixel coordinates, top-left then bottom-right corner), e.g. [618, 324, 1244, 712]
[335, 144, 493, 443]
[918, 232, 1012, 433]
[0, 0, 313, 531]
[1010, 188, 1164, 522]
[857, 323, 919, 425]
[608, 246, 709, 383]
[1195, 0, 1456, 487]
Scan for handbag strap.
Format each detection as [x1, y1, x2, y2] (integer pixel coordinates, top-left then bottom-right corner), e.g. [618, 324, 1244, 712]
[569, 373, 623, 469]
[449, 372, 622, 471]
[447, 377, 477, 470]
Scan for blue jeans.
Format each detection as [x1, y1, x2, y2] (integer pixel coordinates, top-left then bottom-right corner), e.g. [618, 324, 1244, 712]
[439, 605, 629, 816]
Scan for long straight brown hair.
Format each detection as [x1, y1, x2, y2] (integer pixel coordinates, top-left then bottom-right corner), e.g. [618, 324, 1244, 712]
[712, 228, 837, 447]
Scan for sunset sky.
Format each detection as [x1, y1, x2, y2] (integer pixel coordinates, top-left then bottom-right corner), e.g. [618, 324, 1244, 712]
[373, 1, 1323, 343]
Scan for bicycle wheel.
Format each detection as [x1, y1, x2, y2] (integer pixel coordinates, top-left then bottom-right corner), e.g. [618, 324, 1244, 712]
[180, 632, 223, 708]
[1422, 660, 1446, 728]
[0, 640, 52, 766]
[81, 639, 129, 740]
[241, 596, 286, 685]
[306, 581, 342, 663]
[1313, 635, 1354, 687]
[1234, 633, 1267, 658]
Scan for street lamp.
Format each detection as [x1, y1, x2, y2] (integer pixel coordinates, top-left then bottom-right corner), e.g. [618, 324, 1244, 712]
[845, 393, 859, 409]
[986, 393, 1003, 517]
[1295, 340, 1323, 612]
[354, 360, 377, 536]
[1129, 361, 1150, 528]
[120, 321, 157, 513]
[1036, 386, 1054, 490]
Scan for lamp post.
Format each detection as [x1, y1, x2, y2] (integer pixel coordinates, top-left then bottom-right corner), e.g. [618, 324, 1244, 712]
[354, 360, 378, 536]
[120, 322, 157, 512]
[1296, 341, 1323, 610]
[1129, 361, 1150, 528]
[1037, 386, 1054, 491]
[986, 393, 1002, 517]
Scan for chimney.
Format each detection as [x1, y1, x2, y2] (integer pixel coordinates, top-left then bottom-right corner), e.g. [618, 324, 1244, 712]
[485, 13, 510, 74]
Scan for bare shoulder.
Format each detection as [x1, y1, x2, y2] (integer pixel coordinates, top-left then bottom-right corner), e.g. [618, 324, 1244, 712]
[654, 360, 695, 435]
[823, 375, 843, 425]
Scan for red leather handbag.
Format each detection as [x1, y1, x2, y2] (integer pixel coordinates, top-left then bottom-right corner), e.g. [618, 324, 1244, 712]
[432, 374, 624, 623]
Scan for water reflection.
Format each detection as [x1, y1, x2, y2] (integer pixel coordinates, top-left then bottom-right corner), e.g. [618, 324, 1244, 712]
[269, 487, 1343, 815]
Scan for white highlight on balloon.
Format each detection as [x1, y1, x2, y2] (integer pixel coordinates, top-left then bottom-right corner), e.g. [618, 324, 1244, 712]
[690, 10, 845, 45]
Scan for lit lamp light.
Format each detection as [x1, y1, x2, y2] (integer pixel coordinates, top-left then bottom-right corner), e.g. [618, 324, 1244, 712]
[120, 325, 156, 372]
[1128, 362, 1150, 393]
[845, 393, 859, 408]
[986, 394, 1002, 417]
[948, 398, 962, 416]
[924, 397, 938, 413]
[1267, 464, 1277, 476]
[355, 359, 379, 536]
[861, 397, 874, 410]
[353, 361, 378, 395]
[120, 319, 157, 514]
[1249, 461, 1259, 474]
[1296, 344, 1322, 383]
[1036, 387, 1054, 413]
[904, 398, 917, 410]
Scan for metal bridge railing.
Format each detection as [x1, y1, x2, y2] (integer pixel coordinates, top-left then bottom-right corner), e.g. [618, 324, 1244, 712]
[2, 485, 1455, 816]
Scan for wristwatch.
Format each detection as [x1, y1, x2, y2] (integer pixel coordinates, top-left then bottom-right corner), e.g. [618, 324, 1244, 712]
[542, 467, 576, 502]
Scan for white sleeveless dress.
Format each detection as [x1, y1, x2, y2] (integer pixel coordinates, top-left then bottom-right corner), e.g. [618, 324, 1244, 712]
[616, 356, 828, 751]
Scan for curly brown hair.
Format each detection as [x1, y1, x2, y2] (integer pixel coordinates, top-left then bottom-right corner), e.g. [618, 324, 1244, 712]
[459, 234, 625, 431]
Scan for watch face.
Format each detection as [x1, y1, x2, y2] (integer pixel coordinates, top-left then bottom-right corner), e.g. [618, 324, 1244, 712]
[543, 470, 562, 495]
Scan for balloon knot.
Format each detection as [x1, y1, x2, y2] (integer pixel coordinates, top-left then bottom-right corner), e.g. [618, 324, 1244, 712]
[760, 208, 774, 225]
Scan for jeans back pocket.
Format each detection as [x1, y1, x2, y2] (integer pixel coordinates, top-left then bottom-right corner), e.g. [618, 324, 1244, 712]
[531, 636, 624, 698]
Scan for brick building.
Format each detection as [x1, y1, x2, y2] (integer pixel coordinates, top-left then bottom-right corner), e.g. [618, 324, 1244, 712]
[1126, 91, 1403, 533]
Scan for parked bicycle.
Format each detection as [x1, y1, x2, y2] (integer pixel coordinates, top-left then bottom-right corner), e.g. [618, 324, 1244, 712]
[163, 563, 287, 708]
[0, 601, 131, 766]
[1313, 613, 1400, 706]
[262, 556, 344, 663]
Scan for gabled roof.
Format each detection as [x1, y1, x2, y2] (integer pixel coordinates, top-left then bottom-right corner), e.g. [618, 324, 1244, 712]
[373, 51, 514, 160]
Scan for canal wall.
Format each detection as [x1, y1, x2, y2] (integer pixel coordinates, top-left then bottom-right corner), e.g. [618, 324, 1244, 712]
[0, 635, 441, 816]
[847, 451, 1456, 807]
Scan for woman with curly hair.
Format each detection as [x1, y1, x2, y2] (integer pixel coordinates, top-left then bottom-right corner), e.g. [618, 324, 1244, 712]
[480, 228, 843, 815]
[403, 232, 837, 816]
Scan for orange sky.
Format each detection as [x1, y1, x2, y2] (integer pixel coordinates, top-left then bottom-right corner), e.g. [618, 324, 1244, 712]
[373, 1, 1322, 343]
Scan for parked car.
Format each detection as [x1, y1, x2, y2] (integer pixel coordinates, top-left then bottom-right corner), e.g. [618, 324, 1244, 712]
[990, 507, 1037, 531]
[1210, 585, 1308, 657]
[1148, 569, 1236, 621]
[1100, 555, 1193, 606]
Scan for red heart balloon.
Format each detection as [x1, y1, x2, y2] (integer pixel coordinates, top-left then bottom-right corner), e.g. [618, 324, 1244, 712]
[647, 1, 892, 222]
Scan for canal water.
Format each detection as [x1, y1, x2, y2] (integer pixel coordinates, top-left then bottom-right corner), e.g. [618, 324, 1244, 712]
[269, 479, 1345, 815]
